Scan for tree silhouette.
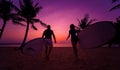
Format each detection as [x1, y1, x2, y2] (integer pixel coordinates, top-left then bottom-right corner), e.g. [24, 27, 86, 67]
[77, 14, 96, 29]
[14, 0, 47, 50]
[0, 0, 21, 39]
[110, 0, 120, 11]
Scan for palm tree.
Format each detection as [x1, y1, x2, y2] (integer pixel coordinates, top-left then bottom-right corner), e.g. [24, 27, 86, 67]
[110, 0, 120, 11]
[15, 0, 47, 50]
[77, 14, 96, 29]
[0, 0, 18, 39]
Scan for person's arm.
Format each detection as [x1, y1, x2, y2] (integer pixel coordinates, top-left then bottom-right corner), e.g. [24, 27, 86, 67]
[66, 31, 70, 40]
[52, 32, 56, 43]
[42, 31, 45, 38]
[66, 34, 70, 40]
[76, 30, 80, 36]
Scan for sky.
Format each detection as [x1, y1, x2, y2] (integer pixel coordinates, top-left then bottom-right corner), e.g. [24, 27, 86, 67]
[0, 0, 120, 46]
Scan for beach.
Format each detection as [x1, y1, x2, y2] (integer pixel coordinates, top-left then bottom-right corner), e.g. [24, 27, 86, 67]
[0, 46, 120, 70]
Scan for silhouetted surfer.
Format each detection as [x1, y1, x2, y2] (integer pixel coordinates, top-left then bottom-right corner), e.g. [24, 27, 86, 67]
[42, 25, 56, 60]
[66, 24, 80, 61]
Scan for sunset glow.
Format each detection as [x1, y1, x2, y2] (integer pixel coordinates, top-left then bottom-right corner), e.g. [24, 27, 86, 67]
[0, 0, 120, 47]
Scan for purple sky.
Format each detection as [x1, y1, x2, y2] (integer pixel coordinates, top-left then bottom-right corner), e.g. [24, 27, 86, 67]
[0, 0, 120, 46]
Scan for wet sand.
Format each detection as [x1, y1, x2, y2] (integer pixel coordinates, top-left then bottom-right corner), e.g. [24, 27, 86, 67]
[0, 47, 120, 70]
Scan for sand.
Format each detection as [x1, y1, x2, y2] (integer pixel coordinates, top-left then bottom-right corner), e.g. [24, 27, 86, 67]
[0, 46, 120, 70]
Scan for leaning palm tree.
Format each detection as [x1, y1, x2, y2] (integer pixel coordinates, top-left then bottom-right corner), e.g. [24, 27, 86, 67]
[110, 0, 120, 11]
[77, 14, 96, 29]
[15, 0, 47, 50]
[0, 0, 18, 39]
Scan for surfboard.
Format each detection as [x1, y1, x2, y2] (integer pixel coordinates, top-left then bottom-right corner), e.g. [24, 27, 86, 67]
[78, 21, 117, 48]
[23, 38, 46, 56]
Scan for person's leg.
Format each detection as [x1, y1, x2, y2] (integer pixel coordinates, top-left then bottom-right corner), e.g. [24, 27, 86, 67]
[45, 44, 48, 59]
[47, 40, 53, 59]
[45, 39, 53, 60]
[72, 41, 79, 59]
[44, 39, 49, 60]
[48, 46, 53, 56]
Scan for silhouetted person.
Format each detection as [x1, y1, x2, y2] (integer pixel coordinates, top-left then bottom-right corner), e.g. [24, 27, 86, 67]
[42, 25, 56, 60]
[66, 24, 80, 61]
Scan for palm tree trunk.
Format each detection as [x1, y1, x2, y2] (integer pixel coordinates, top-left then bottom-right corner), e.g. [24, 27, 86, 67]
[0, 19, 7, 39]
[19, 20, 30, 50]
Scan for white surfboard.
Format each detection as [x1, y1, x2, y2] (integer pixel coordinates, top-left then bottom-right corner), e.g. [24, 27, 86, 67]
[23, 38, 47, 56]
[78, 21, 117, 48]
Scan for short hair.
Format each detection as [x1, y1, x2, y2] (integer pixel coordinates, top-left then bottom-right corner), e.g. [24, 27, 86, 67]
[47, 25, 51, 29]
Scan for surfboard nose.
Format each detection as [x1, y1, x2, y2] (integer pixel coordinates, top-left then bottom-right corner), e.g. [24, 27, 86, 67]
[23, 38, 45, 56]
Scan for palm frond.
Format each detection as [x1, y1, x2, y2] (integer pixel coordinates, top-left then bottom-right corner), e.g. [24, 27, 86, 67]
[31, 19, 40, 22]
[19, 0, 24, 10]
[77, 18, 86, 29]
[11, 14, 26, 22]
[10, 1, 20, 12]
[15, 17, 25, 22]
[12, 20, 26, 26]
[83, 14, 89, 23]
[29, 20, 33, 24]
[77, 14, 95, 29]
[87, 19, 96, 25]
[0, 0, 15, 21]
[34, 2, 42, 13]
[39, 20, 48, 28]
[30, 19, 47, 28]
[35, 7, 40, 14]
[34, 2, 39, 8]
[110, 4, 120, 11]
[31, 24, 37, 30]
